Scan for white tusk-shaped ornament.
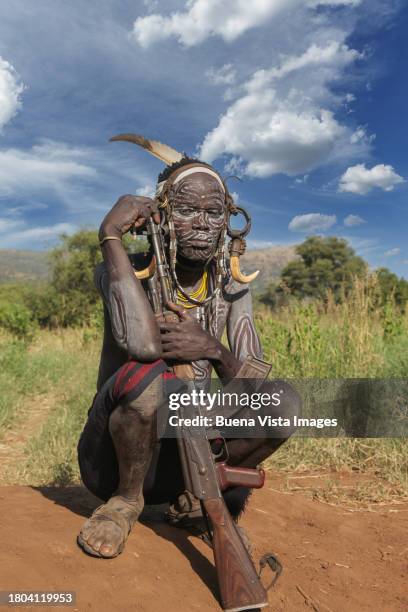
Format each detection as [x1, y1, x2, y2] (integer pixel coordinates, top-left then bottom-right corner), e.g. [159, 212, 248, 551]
[134, 256, 157, 280]
[230, 255, 259, 284]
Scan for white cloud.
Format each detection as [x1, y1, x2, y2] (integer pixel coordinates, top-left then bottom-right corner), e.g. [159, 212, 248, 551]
[0, 140, 96, 197]
[206, 64, 236, 86]
[132, 0, 301, 48]
[0, 56, 24, 130]
[265, 41, 362, 81]
[295, 175, 309, 184]
[136, 183, 155, 198]
[246, 239, 277, 249]
[309, 0, 362, 6]
[341, 236, 380, 257]
[339, 163, 404, 195]
[385, 247, 401, 257]
[350, 126, 374, 144]
[289, 213, 337, 232]
[143, 0, 159, 10]
[132, 0, 362, 48]
[0, 219, 76, 248]
[6, 202, 48, 214]
[0, 218, 22, 233]
[200, 41, 367, 177]
[344, 214, 365, 226]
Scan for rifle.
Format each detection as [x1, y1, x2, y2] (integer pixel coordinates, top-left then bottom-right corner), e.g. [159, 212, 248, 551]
[177, 398, 270, 611]
[143, 216, 277, 611]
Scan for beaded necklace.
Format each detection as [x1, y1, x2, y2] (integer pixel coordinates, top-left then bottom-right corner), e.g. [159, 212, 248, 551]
[176, 270, 208, 309]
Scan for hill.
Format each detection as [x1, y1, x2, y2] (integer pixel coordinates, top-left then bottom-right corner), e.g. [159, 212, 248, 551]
[0, 245, 298, 291]
[241, 245, 298, 293]
[0, 250, 50, 283]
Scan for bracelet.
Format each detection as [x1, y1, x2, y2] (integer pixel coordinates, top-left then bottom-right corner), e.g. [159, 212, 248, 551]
[99, 236, 122, 246]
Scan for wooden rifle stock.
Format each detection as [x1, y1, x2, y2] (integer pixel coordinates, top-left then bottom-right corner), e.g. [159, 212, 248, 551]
[204, 498, 268, 612]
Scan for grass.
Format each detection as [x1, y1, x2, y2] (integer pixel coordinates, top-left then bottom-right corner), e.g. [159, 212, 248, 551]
[0, 330, 90, 434]
[0, 328, 99, 485]
[0, 275, 407, 502]
[265, 438, 408, 501]
[256, 278, 408, 500]
[256, 277, 408, 378]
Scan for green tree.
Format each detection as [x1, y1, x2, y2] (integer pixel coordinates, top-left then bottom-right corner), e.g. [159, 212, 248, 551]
[48, 230, 102, 326]
[273, 236, 367, 302]
[45, 229, 149, 327]
[376, 267, 408, 309]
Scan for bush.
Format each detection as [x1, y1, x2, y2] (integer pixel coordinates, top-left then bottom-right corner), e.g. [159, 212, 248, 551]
[23, 284, 61, 328]
[0, 302, 37, 341]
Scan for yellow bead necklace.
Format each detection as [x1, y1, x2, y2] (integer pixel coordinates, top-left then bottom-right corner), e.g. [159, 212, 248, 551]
[176, 270, 208, 309]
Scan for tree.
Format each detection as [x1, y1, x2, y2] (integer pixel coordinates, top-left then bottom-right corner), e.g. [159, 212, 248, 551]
[376, 267, 408, 309]
[47, 230, 102, 326]
[23, 229, 149, 327]
[273, 236, 367, 302]
[47, 229, 149, 326]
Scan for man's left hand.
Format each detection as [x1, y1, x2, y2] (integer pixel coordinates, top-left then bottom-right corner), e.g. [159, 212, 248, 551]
[159, 309, 220, 362]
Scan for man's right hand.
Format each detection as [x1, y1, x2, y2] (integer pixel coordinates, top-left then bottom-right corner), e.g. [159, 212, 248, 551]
[99, 195, 160, 241]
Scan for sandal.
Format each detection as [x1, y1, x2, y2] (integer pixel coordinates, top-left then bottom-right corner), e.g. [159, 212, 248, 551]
[77, 495, 143, 558]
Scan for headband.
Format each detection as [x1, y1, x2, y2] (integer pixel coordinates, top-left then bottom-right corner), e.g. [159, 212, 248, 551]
[156, 165, 225, 198]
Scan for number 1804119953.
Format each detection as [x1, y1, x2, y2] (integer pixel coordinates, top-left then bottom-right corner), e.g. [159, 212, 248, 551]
[0, 592, 75, 606]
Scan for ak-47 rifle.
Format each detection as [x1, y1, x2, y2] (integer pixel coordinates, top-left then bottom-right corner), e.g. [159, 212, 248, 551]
[141, 217, 280, 611]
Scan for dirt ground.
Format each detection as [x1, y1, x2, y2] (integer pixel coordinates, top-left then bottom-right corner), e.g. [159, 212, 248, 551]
[0, 475, 407, 612]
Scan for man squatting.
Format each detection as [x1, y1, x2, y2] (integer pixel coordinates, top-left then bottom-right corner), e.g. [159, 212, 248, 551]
[77, 140, 300, 558]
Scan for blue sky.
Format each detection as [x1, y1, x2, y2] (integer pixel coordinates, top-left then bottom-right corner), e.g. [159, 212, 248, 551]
[0, 0, 406, 276]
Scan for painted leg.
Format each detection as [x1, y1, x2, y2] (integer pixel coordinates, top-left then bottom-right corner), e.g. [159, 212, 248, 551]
[78, 378, 162, 558]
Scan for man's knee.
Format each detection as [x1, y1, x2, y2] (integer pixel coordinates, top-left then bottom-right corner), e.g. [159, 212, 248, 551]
[125, 377, 164, 419]
[110, 377, 164, 433]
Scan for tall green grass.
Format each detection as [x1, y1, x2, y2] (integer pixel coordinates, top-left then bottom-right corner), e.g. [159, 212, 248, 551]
[256, 278, 408, 496]
[0, 329, 99, 484]
[0, 330, 96, 434]
[24, 330, 99, 485]
[256, 276, 408, 378]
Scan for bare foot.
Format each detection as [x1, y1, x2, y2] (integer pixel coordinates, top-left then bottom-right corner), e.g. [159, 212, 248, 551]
[77, 495, 143, 558]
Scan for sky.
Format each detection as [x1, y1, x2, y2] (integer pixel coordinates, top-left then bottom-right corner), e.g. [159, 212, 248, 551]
[0, 0, 407, 276]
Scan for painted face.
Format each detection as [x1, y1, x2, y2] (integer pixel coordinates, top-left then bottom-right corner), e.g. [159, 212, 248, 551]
[170, 172, 226, 262]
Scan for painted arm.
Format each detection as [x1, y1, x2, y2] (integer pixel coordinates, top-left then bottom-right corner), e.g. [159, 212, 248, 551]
[226, 283, 263, 362]
[97, 194, 162, 362]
